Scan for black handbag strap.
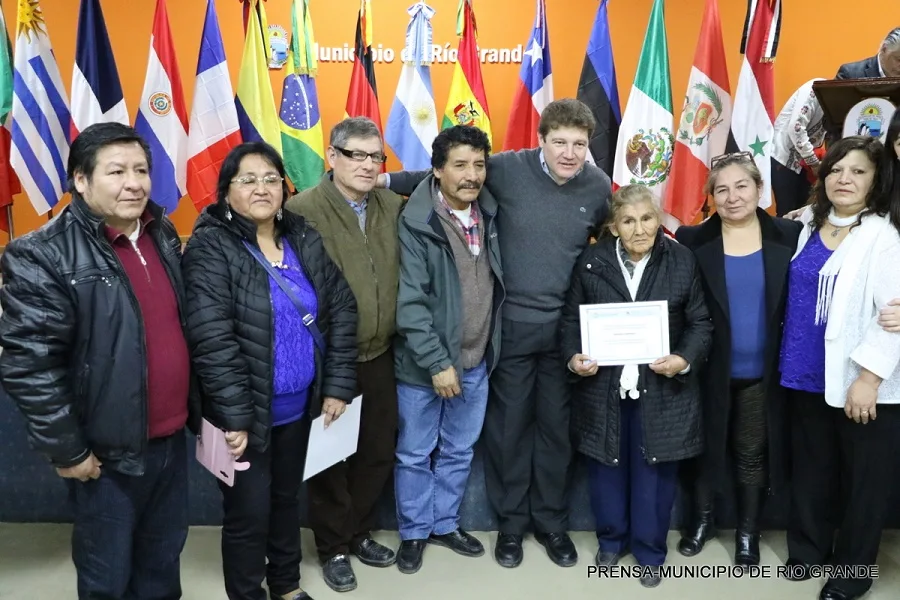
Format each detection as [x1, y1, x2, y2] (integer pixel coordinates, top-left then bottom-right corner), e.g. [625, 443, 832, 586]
[242, 240, 326, 354]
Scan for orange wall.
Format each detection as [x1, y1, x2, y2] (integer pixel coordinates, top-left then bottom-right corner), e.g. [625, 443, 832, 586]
[3, 0, 899, 239]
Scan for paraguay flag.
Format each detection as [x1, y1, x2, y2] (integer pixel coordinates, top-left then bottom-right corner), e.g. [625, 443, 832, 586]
[187, 0, 242, 211]
[384, 2, 438, 170]
[134, 0, 188, 214]
[503, 0, 552, 151]
[71, 0, 127, 138]
[10, 0, 71, 216]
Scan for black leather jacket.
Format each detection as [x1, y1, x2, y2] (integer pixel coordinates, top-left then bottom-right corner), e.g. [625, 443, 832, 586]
[0, 196, 200, 476]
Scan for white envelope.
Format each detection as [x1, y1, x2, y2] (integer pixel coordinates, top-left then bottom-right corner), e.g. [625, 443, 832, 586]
[303, 395, 362, 481]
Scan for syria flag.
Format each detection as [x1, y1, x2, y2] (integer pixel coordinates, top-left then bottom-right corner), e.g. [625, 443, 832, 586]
[663, 0, 731, 228]
[726, 0, 782, 209]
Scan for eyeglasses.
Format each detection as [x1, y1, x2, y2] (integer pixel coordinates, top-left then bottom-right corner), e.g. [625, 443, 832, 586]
[333, 146, 388, 164]
[231, 174, 284, 188]
[710, 151, 754, 169]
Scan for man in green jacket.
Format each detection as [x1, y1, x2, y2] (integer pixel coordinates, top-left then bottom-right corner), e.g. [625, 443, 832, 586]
[392, 126, 505, 575]
[285, 117, 402, 593]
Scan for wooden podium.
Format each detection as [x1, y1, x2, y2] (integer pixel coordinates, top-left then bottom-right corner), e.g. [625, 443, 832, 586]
[813, 77, 900, 139]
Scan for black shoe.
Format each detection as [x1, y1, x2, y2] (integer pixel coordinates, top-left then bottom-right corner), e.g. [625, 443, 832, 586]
[535, 532, 578, 567]
[783, 558, 813, 581]
[351, 537, 397, 567]
[397, 539, 426, 574]
[595, 549, 627, 567]
[677, 494, 716, 557]
[428, 529, 485, 557]
[819, 582, 864, 600]
[640, 566, 662, 588]
[734, 486, 764, 568]
[494, 533, 524, 568]
[269, 591, 313, 600]
[322, 555, 357, 593]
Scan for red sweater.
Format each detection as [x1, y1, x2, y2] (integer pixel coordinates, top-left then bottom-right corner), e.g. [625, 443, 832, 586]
[105, 214, 190, 439]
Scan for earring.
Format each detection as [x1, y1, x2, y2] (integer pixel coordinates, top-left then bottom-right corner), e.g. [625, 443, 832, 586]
[276, 208, 283, 221]
[225, 205, 233, 221]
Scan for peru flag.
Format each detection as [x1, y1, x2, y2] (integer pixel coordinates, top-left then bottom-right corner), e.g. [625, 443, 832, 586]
[187, 0, 242, 211]
[503, 0, 552, 150]
[71, 0, 128, 138]
[663, 0, 731, 228]
[134, 0, 188, 214]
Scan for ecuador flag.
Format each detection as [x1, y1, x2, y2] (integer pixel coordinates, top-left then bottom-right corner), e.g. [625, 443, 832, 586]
[442, 0, 491, 146]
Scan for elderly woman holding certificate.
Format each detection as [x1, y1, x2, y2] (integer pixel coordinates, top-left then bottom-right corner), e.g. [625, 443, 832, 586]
[560, 184, 712, 588]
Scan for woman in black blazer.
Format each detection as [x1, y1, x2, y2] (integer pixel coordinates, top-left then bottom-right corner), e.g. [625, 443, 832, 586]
[674, 152, 802, 568]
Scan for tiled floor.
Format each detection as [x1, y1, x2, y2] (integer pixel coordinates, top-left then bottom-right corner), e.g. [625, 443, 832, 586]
[1, 525, 899, 599]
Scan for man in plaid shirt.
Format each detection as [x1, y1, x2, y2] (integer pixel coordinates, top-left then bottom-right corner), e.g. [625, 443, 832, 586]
[391, 126, 506, 574]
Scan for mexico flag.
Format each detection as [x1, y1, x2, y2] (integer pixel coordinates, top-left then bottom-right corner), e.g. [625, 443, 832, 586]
[663, 0, 731, 228]
[612, 0, 673, 212]
[726, 0, 781, 209]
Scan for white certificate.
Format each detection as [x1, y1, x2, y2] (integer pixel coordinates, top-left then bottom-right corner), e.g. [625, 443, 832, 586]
[303, 394, 362, 481]
[579, 301, 670, 366]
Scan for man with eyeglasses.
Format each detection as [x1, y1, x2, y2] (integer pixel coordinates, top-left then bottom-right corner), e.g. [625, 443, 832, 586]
[285, 116, 402, 593]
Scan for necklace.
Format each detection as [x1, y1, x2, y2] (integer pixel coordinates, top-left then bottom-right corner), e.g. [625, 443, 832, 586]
[827, 211, 860, 237]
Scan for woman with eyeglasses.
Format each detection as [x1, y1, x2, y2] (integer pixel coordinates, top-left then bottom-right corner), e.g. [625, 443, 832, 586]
[182, 142, 359, 600]
[778, 136, 900, 600]
[674, 152, 802, 569]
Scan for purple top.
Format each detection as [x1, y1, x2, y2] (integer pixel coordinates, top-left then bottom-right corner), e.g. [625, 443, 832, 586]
[270, 239, 318, 426]
[780, 232, 834, 393]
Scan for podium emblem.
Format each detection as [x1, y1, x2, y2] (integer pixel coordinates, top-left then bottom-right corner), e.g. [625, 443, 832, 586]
[843, 98, 896, 142]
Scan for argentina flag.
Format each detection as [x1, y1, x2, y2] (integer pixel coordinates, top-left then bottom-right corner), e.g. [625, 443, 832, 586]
[11, 0, 71, 215]
[385, 2, 438, 170]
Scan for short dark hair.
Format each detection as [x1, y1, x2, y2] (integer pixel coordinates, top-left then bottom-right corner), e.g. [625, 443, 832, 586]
[67, 122, 152, 191]
[216, 141, 291, 207]
[431, 125, 491, 170]
[537, 98, 596, 139]
[810, 135, 895, 232]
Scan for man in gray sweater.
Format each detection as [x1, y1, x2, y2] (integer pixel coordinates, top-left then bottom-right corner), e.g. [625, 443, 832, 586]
[380, 99, 611, 569]
[392, 126, 505, 575]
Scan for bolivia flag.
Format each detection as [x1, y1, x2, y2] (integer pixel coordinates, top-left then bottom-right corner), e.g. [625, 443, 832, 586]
[442, 0, 491, 147]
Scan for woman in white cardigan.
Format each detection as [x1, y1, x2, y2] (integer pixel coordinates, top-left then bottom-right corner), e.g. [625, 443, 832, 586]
[779, 136, 900, 600]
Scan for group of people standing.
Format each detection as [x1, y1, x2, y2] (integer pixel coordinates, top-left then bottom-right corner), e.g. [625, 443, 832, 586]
[2, 92, 900, 600]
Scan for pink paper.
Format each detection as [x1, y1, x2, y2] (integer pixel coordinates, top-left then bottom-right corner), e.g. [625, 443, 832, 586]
[196, 418, 250, 486]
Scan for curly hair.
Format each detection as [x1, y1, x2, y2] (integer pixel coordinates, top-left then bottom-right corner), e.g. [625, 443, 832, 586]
[808, 136, 892, 232]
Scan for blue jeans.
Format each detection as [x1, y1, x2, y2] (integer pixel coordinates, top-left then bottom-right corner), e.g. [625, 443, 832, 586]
[394, 361, 489, 540]
[68, 432, 189, 599]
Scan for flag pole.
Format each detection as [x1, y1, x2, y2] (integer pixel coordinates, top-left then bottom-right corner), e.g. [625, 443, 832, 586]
[6, 204, 12, 239]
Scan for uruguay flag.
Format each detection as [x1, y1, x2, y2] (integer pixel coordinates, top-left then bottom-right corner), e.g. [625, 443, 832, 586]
[135, 0, 188, 214]
[10, 0, 71, 215]
[71, 0, 128, 138]
[385, 2, 438, 170]
[503, 0, 552, 151]
[187, 0, 242, 212]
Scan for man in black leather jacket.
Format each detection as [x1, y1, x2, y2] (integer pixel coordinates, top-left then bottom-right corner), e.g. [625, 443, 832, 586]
[0, 122, 200, 599]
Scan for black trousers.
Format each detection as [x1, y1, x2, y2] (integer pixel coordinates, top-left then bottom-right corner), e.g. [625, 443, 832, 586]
[730, 379, 767, 487]
[307, 350, 398, 561]
[483, 318, 572, 534]
[788, 390, 900, 595]
[772, 158, 813, 216]
[220, 416, 311, 600]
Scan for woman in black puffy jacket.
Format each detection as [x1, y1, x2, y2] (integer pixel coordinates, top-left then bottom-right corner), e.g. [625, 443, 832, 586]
[559, 184, 712, 589]
[182, 141, 357, 600]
